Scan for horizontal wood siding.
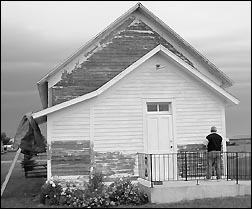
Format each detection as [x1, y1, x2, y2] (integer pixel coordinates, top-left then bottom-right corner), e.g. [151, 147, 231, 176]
[133, 11, 223, 86]
[93, 53, 224, 153]
[51, 140, 91, 176]
[93, 98, 143, 153]
[47, 52, 225, 178]
[94, 152, 136, 178]
[49, 102, 90, 141]
[48, 102, 92, 177]
[50, 16, 196, 106]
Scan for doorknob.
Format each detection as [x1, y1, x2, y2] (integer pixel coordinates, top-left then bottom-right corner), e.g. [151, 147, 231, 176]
[170, 145, 173, 148]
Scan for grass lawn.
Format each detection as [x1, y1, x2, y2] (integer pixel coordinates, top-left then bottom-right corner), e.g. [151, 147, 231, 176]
[1, 151, 24, 185]
[1, 194, 251, 208]
[1, 151, 23, 161]
[115, 195, 251, 208]
[1, 158, 46, 208]
[1, 163, 12, 185]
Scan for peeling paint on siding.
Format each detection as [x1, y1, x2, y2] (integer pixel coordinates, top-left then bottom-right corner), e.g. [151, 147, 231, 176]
[51, 140, 91, 176]
[128, 30, 154, 34]
[52, 16, 196, 105]
[93, 151, 136, 178]
[50, 140, 137, 182]
[177, 144, 206, 152]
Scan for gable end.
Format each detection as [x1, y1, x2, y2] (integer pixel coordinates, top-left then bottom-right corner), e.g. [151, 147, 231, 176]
[51, 16, 196, 106]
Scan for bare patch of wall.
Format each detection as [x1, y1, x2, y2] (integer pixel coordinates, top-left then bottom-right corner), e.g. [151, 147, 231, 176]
[51, 140, 91, 176]
[93, 151, 136, 180]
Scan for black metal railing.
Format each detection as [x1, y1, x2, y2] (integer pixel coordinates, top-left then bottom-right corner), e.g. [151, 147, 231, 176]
[137, 152, 251, 185]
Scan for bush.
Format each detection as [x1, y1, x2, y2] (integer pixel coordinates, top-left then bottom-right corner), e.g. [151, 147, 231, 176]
[107, 178, 148, 206]
[87, 170, 105, 193]
[40, 180, 63, 205]
[61, 186, 86, 207]
[40, 172, 148, 208]
[81, 170, 113, 208]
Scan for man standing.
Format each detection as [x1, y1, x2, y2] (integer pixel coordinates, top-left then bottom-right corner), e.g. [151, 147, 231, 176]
[204, 126, 223, 181]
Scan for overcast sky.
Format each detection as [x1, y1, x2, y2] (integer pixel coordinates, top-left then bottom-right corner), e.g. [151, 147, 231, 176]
[1, 1, 251, 139]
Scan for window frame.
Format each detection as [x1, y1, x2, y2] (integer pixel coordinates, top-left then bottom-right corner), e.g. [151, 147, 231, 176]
[146, 102, 171, 114]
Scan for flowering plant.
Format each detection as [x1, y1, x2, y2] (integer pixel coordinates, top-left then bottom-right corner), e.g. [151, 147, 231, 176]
[40, 180, 63, 205]
[40, 173, 148, 207]
[107, 177, 148, 206]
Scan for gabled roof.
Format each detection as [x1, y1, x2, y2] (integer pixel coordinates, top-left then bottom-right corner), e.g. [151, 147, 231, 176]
[32, 44, 239, 123]
[37, 2, 234, 109]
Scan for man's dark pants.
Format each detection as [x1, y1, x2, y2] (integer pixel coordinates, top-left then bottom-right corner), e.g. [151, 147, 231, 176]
[207, 150, 221, 179]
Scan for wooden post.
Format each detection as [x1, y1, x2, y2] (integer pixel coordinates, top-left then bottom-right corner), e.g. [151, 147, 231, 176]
[47, 144, 52, 180]
[1, 148, 21, 197]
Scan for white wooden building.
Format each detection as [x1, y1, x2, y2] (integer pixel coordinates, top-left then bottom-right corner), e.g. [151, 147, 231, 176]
[32, 3, 239, 181]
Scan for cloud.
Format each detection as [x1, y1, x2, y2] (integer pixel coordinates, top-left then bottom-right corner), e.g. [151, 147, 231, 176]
[186, 28, 251, 83]
[1, 1, 251, 139]
[1, 90, 38, 96]
[225, 82, 251, 138]
[1, 23, 88, 63]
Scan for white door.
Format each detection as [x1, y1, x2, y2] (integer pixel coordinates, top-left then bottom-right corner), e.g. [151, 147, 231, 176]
[147, 115, 173, 153]
[147, 114, 176, 181]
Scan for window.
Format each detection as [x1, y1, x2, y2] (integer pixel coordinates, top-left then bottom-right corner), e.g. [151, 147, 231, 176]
[147, 104, 158, 112]
[159, 103, 169, 111]
[147, 102, 171, 113]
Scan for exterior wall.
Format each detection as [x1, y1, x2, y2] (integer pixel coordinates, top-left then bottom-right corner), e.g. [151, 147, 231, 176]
[47, 11, 224, 96]
[47, 100, 91, 142]
[47, 100, 91, 179]
[47, 52, 226, 179]
[92, 52, 225, 153]
[132, 10, 223, 86]
[51, 140, 91, 176]
[49, 16, 196, 106]
[47, 13, 227, 107]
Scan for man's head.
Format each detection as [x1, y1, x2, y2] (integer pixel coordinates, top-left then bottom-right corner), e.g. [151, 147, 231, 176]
[211, 126, 217, 132]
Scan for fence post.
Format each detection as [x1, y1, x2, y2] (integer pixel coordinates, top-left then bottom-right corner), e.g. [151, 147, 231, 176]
[226, 152, 229, 181]
[150, 154, 153, 188]
[236, 152, 239, 184]
[185, 152, 188, 181]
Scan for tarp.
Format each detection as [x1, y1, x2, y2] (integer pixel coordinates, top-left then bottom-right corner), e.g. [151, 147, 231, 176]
[14, 112, 46, 155]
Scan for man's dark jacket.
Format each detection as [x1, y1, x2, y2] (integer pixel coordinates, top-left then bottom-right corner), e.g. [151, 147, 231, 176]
[206, 133, 222, 152]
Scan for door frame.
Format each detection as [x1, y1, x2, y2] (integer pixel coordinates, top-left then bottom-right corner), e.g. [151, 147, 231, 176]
[142, 98, 177, 154]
